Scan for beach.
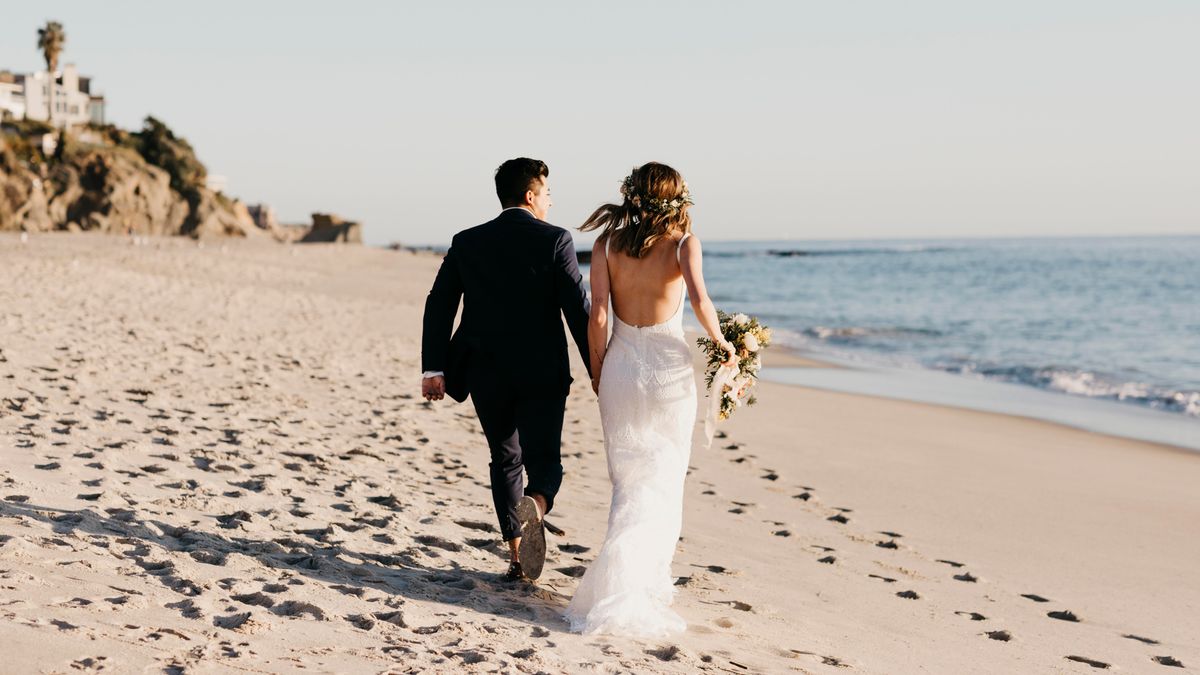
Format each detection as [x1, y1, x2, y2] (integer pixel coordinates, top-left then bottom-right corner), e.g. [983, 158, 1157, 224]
[1, 232, 1196, 674]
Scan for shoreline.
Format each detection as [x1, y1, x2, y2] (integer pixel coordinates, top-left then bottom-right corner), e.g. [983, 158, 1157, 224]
[743, 334, 1200, 454]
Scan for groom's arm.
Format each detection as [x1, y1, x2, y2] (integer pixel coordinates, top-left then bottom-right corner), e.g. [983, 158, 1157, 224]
[553, 230, 593, 379]
[422, 242, 464, 375]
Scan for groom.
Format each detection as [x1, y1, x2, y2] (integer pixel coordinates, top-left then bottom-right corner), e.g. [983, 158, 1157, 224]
[421, 158, 591, 581]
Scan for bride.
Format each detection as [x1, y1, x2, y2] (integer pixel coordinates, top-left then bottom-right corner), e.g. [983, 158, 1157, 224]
[564, 162, 737, 637]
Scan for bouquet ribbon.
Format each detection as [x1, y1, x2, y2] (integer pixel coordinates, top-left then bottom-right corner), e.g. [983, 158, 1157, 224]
[704, 364, 740, 448]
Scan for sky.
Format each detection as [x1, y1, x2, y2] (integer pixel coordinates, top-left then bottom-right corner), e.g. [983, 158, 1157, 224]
[2, 1, 1198, 246]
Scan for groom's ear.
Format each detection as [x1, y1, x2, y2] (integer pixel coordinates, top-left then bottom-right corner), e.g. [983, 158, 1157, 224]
[522, 177, 545, 207]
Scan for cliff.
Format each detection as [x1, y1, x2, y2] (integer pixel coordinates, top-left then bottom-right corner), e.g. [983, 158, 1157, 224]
[0, 117, 281, 240]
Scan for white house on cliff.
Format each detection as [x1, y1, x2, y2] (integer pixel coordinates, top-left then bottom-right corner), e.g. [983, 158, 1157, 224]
[0, 63, 105, 127]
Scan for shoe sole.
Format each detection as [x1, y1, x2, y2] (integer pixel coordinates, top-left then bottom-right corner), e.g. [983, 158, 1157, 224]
[515, 496, 545, 580]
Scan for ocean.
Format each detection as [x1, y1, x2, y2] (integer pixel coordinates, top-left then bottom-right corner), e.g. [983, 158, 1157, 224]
[681, 235, 1200, 449]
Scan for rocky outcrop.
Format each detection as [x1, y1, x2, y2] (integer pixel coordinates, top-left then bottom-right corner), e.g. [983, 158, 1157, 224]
[300, 213, 362, 244]
[0, 118, 280, 240]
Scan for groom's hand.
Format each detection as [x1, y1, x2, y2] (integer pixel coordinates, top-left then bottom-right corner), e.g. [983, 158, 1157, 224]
[422, 375, 446, 401]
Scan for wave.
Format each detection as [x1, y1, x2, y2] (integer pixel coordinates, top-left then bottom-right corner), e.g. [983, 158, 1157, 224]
[939, 362, 1200, 417]
[791, 327, 1200, 417]
[803, 325, 946, 341]
[767, 246, 954, 258]
[701, 245, 955, 259]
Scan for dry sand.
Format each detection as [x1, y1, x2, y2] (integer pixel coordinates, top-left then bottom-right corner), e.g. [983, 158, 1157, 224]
[1, 232, 1196, 674]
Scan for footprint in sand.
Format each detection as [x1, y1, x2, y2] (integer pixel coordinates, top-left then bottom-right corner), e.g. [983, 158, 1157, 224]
[896, 590, 920, 600]
[868, 574, 896, 583]
[69, 657, 108, 672]
[213, 612, 261, 632]
[936, 559, 965, 568]
[827, 513, 850, 524]
[955, 611, 987, 621]
[1021, 593, 1051, 603]
[188, 549, 226, 566]
[330, 584, 366, 597]
[231, 592, 275, 608]
[272, 600, 326, 620]
[1047, 610, 1080, 622]
[372, 610, 407, 628]
[1065, 655, 1110, 669]
[453, 519, 496, 533]
[166, 599, 203, 619]
[876, 539, 899, 550]
[790, 650, 851, 668]
[817, 556, 837, 564]
[645, 645, 682, 661]
[953, 572, 978, 583]
[1123, 634, 1160, 645]
[556, 566, 587, 578]
[984, 630, 1012, 641]
[415, 535, 463, 552]
[1153, 656, 1185, 668]
[344, 614, 375, 630]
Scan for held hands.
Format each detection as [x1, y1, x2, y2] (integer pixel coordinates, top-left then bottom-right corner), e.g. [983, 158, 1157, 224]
[422, 375, 446, 402]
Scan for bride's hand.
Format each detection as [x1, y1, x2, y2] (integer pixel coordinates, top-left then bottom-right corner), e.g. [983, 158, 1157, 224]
[718, 339, 738, 367]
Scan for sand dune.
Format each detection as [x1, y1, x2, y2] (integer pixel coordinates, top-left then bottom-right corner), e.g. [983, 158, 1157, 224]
[1, 232, 1196, 673]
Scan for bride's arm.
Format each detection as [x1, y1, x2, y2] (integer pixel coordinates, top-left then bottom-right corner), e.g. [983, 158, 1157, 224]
[587, 237, 610, 393]
[680, 235, 737, 365]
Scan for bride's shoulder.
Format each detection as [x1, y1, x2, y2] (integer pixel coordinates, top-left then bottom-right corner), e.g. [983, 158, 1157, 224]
[592, 232, 610, 254]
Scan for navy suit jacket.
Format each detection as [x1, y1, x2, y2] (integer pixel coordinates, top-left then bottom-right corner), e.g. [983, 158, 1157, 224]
[421, 208, 592, 402]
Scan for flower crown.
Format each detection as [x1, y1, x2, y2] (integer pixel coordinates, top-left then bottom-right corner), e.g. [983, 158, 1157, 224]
[619, 172, 695, 216]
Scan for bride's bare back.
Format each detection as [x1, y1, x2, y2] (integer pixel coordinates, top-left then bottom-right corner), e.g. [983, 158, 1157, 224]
[605, 234, 686, 327]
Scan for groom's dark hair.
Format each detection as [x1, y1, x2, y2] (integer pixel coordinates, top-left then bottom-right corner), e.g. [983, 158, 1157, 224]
[495, 158, 549, 208]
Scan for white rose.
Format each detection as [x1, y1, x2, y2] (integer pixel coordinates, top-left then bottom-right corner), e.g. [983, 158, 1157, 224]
[743, 332, 760, 351]
[733, 313, 750, 326]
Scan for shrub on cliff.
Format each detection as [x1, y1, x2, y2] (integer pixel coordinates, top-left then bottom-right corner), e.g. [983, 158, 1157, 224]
[130, 116, 207, 198]
[0, 118, 55, 164]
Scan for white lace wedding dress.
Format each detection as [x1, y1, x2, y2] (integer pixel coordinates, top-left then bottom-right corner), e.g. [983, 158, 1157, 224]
[564, 235, 697, 637]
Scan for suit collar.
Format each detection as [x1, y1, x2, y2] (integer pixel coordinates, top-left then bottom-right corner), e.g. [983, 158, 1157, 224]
[499, 206, 537, 221]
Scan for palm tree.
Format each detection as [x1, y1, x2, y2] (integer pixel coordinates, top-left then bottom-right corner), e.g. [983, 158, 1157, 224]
[36, 21, 65, 124]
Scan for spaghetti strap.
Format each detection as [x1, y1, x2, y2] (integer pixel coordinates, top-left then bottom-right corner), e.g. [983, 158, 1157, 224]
[603, 234, 612, 289]
[676, 230, 696, 263]
[676, 233, 691, 263]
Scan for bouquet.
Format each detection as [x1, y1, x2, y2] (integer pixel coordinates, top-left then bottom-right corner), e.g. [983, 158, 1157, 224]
[696, 311, 772, 445]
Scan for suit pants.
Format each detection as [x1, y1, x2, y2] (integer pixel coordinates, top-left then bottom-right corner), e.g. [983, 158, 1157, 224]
[469, 378, 567, 541]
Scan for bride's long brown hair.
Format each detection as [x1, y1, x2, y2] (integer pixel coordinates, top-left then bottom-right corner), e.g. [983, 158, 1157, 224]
[579, 162, 692, 258]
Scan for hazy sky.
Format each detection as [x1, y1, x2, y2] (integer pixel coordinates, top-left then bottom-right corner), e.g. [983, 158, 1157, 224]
[3, 1, 1198, 245]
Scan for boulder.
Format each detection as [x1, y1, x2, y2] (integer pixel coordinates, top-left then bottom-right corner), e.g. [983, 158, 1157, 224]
[300, 212, 362, 244]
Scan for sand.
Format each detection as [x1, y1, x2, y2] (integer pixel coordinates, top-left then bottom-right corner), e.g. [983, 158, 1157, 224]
[1, 232, 1196, 674]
